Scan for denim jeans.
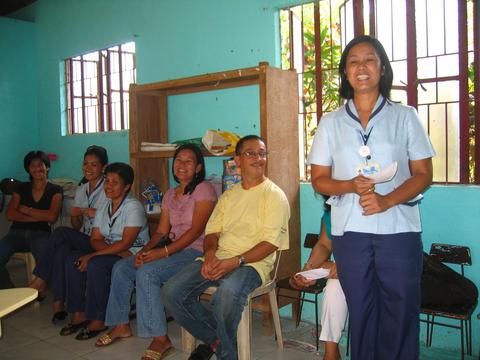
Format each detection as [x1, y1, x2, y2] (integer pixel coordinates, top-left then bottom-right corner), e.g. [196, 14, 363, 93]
[162, 260, 262, 360]
[33, 226, 92, 301]
[0, 228, 50, 288]
[105, 248, 201, 337]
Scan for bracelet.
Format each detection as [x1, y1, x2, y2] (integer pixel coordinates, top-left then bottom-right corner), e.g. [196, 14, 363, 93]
[164, 245, 169, 257]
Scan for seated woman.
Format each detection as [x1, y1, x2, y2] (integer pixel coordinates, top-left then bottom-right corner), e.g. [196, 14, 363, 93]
[0, 151, 63, 289]
[29, 145, 108, 323]
[291, 199, 347, 360]
[95, 144, 217, 360]
[60, 162, 149, 340]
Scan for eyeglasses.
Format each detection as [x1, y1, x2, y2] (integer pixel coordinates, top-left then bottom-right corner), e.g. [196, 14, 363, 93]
[241, 150, 269, 159]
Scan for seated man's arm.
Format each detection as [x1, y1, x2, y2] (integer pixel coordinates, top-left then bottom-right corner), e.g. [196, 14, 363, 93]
[207, 241, 278, 281]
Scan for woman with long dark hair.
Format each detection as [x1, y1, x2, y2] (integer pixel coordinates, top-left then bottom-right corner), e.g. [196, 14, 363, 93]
[308, 35, 435, 359]
[95, 144, 217, 360]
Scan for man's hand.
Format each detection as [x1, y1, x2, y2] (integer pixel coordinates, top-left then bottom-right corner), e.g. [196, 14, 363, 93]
[201, 253, 221, 279]
[134, 251, 144, 268]
[205, 257, 239, 280]
[81, 208, 96, 219]
[138, 249, 163, 265]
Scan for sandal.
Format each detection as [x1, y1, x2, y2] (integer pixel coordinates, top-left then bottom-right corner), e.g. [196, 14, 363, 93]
[95, 332, 132, 347]
[75, 326, 108, 340]
[51, 311, 68, 324]
[141, 347, 175, 360]
[59, 321, 89, 336]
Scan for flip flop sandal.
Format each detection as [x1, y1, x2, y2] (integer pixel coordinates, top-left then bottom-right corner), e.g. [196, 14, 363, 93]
[75, 326, 108, 340]
[59, 321, 89, 336]
[141, 347, 175, 360]
[95, 332, 132, 347]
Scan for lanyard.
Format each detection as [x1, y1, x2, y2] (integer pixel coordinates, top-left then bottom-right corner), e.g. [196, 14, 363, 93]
[86, 177, 104, 208]
[108, 195, 127, 230]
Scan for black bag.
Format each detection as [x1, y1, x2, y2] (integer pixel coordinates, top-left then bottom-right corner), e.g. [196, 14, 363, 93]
[421, 252, 478, 313]
[0, 178, 21, 212]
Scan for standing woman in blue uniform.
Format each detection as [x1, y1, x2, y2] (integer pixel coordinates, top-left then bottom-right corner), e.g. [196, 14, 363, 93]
[0, 151, 63, 289]
[29, 145, 108, 323]
[61, 162, 149, 340]
[308, 35, 435, 359]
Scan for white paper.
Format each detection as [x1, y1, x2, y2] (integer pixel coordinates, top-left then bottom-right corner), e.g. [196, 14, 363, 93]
[366, 161, 398, 183]
[296, 267, 330, 280]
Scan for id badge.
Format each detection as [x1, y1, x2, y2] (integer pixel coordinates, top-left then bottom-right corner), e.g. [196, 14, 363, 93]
[356, 161, 381, 176]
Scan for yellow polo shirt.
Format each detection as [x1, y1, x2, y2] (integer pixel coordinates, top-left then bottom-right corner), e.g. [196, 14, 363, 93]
[205, 178, 290, 283]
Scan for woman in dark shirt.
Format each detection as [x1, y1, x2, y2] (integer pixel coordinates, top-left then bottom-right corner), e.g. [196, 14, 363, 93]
[0, 151, 63, 289]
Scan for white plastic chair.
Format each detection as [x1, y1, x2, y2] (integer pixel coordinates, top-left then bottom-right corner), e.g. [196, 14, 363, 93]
[181, 251, 284, 360]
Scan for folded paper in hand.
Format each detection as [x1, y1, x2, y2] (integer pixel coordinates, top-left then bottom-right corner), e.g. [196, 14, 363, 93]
[296, 267, 330, 280]
[366, 162, 397, 183]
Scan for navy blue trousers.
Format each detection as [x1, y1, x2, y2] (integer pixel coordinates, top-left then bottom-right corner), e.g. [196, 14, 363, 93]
[65, 253, 121, 321]
[332, 232, 423, 360]
[33, 226, 92, 301]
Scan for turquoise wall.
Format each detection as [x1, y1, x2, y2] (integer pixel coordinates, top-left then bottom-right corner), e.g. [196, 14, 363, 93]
[0, 17, 38, 180]
[3, 0, 479, 352]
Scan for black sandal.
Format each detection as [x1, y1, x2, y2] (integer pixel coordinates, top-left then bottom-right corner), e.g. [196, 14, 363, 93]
[51, 311, 68, 324]
[75, 326, 108, 340]
[188, 344, 215, 360]
[59, 321, 89, 336]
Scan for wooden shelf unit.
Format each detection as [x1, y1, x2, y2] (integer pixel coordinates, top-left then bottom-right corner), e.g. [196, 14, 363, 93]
[129, 62, 301, 317]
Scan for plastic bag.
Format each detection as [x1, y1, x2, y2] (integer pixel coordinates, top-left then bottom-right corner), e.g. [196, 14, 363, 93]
[202, 130, 241, 156]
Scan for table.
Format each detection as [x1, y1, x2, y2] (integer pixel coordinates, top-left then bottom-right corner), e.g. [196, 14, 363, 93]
[0, 288, 38, 338]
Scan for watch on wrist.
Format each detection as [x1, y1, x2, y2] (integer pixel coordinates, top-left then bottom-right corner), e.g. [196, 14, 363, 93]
[238, 255, 246, 267]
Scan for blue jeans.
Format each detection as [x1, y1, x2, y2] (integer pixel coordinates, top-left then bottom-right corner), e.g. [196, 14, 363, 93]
[332, 232, 423, 360]
[105, 248, 201, 337]
[162, 261, 262, 360]
[0, 228, 50, 289]
[33, 227, 92, 301]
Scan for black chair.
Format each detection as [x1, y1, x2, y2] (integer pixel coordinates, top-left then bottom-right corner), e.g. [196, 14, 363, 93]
[420, 243, 477, 360]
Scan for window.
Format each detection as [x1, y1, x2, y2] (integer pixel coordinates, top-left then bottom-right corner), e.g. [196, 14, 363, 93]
[281, 0, 479, 184]
[64, 41, 136, 134]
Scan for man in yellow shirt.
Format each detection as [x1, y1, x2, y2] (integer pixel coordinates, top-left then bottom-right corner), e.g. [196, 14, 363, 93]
[162, 135, 290, 360]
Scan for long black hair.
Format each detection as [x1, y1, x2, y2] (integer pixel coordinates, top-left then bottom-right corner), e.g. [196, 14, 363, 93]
[338, 35, 393, 100]
[172, 143, 206, 195]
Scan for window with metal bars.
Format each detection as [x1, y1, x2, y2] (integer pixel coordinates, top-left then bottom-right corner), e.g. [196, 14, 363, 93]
[64, 41, 136, 134]
[280, 0, 478, 184]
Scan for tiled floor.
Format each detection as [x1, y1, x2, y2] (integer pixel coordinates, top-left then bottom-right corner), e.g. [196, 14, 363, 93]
[2, 259, 477, 359]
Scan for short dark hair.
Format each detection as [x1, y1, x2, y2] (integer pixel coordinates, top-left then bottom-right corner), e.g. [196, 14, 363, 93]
[339, 35, 393, 100]
[105, 162, 134, 187]
[235, 135, 266, 156]
[172, 143, 206, 195]
[24, 151, 50, 178]
[84, 145, 108, 165]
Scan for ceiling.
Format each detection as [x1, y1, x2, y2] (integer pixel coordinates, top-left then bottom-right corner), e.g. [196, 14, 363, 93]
[0, 0, 37, 18]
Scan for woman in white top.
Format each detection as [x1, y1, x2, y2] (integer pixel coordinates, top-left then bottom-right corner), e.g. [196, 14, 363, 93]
[308, 35, 435, 359]
[61, 162, 149, 341]
[29, 146, 108, 323]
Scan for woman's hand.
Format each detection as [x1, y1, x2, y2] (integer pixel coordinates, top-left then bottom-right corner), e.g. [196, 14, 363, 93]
[76, 254, 94, 272]
[81, 208, 96, 219]
[290, 274, 316, 289]
[322, 261, 338, 279]
[352, 175, 375, 195]
[134, 251, 144, 268]
[70, 206, 83, 217]
[137, 248, 164, 265]
[17, 205, 32, 216]
[359, 191, 390, 215]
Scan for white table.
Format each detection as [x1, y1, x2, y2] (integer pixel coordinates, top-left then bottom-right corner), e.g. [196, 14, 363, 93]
[0, 288, 38, 338]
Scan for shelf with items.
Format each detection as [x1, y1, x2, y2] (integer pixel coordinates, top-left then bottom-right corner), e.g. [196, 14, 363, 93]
[129, 62, 300, 333]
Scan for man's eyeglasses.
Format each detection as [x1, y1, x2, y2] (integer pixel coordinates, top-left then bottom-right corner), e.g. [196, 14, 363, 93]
[241, 150, 268, 159]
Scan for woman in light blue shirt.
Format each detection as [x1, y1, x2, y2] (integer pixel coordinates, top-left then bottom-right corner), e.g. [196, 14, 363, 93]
[61, 162, 149, 340]
[308, 35, 435, 360]
[30, 145, 108, 323]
